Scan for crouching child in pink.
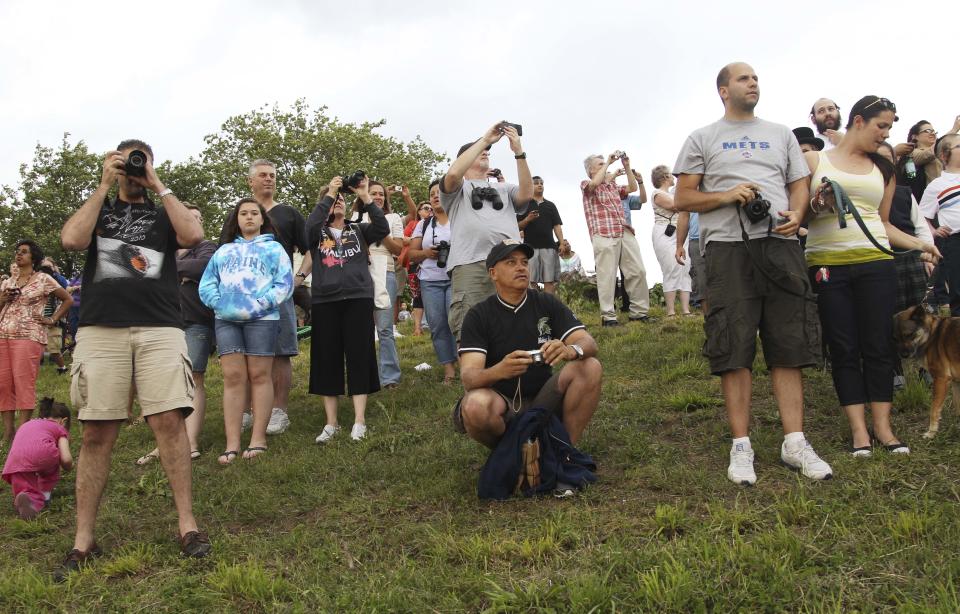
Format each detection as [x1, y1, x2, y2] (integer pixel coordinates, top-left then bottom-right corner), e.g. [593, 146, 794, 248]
[2, 397, 72, 520]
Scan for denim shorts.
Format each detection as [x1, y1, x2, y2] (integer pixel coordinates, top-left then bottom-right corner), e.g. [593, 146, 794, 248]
[274, 297, 299, 357]
[215, 319, 280, 357]
[184, 323, 215, 373]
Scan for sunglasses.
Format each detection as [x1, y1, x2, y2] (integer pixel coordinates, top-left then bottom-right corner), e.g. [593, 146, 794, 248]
[861, 97, 897, 113]
[919, 128, 938, 135]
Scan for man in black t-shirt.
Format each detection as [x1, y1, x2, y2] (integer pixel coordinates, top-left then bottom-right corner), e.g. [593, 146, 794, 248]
[454, 240, 602, 448]
[58, 139, 211, 580]
[517, 176, 564, 294]
[246, 160, 313, 436]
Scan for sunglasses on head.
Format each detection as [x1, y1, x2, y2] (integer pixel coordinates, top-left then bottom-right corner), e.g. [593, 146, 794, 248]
[861, 97, 897, 113]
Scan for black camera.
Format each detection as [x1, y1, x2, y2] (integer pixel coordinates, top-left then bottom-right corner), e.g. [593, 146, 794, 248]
[498, 121, 523, 137]
[339, 170, 367, 194]
[664, 223, 676, 237]
[744, 190, 771, 224]
[435, 240, 450, 268]
[125, 149, 149, 178]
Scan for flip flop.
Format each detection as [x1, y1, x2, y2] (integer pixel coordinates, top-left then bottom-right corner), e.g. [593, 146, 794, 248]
[135, 451, 160, 466]
[243, 446, 267, 459]
[218, 450, 239, 465]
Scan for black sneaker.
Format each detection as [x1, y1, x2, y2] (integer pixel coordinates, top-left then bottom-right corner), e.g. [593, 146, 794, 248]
[601, 319, 620, 327]
[53, 544, 102, 583]
[180, 530, 212, 558]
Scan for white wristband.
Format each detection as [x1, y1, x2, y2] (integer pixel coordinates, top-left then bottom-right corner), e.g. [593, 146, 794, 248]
[157, 189, 174, 199]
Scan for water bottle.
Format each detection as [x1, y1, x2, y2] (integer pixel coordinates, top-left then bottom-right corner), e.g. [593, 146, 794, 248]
[904, 156, 917, 180]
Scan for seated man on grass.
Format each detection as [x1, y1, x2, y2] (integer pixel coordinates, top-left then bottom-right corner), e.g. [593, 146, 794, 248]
[453, 240, 601, 449]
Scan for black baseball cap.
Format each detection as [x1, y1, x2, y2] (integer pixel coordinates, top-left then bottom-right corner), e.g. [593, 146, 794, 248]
[486, 239, 534, 270]
[457, 141, 493, 158]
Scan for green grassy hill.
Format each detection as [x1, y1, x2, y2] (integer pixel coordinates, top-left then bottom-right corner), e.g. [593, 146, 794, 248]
[2, 301, 958, 612]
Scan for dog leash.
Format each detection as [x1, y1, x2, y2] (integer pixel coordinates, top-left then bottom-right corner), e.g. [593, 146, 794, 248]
[820, 177, 919, 257]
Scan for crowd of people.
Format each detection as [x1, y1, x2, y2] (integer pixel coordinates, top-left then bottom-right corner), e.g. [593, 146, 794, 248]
[1, 59, 959, 580]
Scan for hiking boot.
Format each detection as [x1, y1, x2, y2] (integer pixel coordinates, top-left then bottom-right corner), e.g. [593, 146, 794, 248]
[727, 442, 757, 486]
[265, 408, 290, 435]
[781, 438, 833, 480]
[53, 544, 102, 583]
[180, 530, 212, 558]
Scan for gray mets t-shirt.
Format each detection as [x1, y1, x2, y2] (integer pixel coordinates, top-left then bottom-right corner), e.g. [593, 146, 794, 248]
[672, 117, 810, 246]
[440, 178, 524, 270]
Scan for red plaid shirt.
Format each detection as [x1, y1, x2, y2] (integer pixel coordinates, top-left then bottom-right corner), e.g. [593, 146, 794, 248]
[581, 180, 628, 238]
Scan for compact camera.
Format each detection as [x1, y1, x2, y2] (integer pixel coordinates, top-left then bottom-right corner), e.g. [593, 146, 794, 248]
[393, 185, 403, 193]
[664, 223, 676, 237]
[125, 149, 149, 178]
[527, 349, 545, 364]
[497, 121, 523, 136]
[744, 190, 772, 224]
[435, 240, 450, 268]
[611, 150, 626, 161]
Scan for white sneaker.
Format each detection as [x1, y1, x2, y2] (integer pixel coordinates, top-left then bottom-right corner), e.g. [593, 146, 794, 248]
[727, 442, 757, 486]
[265, 408, 290, 435]
[393, 326, 404, 338]
[351, 423, 367, 441]
[241, 411, 252, 432]
[781, 438, 833, 480]
[315, 424, 340, 443]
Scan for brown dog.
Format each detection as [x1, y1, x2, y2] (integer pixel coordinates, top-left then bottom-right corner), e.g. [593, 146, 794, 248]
[894, 305, 960, 438]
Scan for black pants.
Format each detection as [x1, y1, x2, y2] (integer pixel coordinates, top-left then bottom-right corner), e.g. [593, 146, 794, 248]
[809, 259, 895, 405]
[309, 298, 380, 396]
[939, 234, 960, 316]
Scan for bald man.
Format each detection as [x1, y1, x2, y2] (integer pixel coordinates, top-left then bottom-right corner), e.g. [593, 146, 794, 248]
[672, 62, 832, 486]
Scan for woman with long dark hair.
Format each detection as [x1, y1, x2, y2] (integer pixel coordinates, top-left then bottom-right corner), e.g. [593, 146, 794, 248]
[200, 198, 292, 463]
[366, 181, 405, 388]
[0, 240, 73, 446]
[804, 96, 940, 458]
[307, 175, 389, 442]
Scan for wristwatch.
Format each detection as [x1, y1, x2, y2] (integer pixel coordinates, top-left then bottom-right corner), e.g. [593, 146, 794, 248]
[514, 152, 527, 160]
[569, 344, 584, 360]
[296, 272, 307, 279]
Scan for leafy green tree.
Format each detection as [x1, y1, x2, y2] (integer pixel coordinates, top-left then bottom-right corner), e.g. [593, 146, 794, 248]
[0, 134, 100, 277]
[196, 99, 447, 218]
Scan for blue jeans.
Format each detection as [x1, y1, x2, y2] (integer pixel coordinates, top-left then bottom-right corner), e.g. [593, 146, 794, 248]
[420, 278, 457, 365]
[375, 271, 401, 385]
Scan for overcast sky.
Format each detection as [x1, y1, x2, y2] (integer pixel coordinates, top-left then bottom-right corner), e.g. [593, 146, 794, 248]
[2, 0, 954, 281]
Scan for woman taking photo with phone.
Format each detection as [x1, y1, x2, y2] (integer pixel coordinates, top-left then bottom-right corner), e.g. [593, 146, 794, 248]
[307, 175, 389, 443]
[200, 198, 293, 463]
[804, 96, 940, 458]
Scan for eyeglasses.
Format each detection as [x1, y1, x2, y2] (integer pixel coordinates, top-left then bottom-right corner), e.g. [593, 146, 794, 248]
[419, 206, 433, 212]
[919, 128, 938, 135]
[862, 97, 897, 113]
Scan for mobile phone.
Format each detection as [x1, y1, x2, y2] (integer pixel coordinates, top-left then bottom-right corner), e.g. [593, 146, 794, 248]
[498, 122, 523, 137]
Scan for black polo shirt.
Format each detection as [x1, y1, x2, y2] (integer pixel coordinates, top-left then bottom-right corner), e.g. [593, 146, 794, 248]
[459, 290, 585, 399]
[517, 199, 563, 249]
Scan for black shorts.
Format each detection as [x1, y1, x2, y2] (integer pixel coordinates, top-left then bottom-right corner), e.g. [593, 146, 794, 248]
[452, 373, 563, 434]
[702, 239, 820, 375]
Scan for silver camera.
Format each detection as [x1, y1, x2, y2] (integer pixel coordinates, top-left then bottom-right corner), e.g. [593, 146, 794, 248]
[527, 349, 544, 364]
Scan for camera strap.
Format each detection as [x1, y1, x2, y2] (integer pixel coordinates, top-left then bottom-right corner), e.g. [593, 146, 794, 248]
[823, 178, 918, 257]
[736, 207, 808, 299]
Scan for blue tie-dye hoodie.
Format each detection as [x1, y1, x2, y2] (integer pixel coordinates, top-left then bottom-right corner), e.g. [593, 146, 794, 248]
[198, 233, 293, 322]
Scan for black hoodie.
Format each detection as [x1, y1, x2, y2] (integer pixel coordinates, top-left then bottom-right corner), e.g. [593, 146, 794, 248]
[306, 195, 389, 304]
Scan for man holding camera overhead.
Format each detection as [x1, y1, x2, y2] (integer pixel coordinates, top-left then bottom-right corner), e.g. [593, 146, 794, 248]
[581, 151, 652, 325]
[440, 122, 534, 340]
[58, 140, 211, 579]
[453, 240, 600, 451]
[673, 62, 830, 486]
